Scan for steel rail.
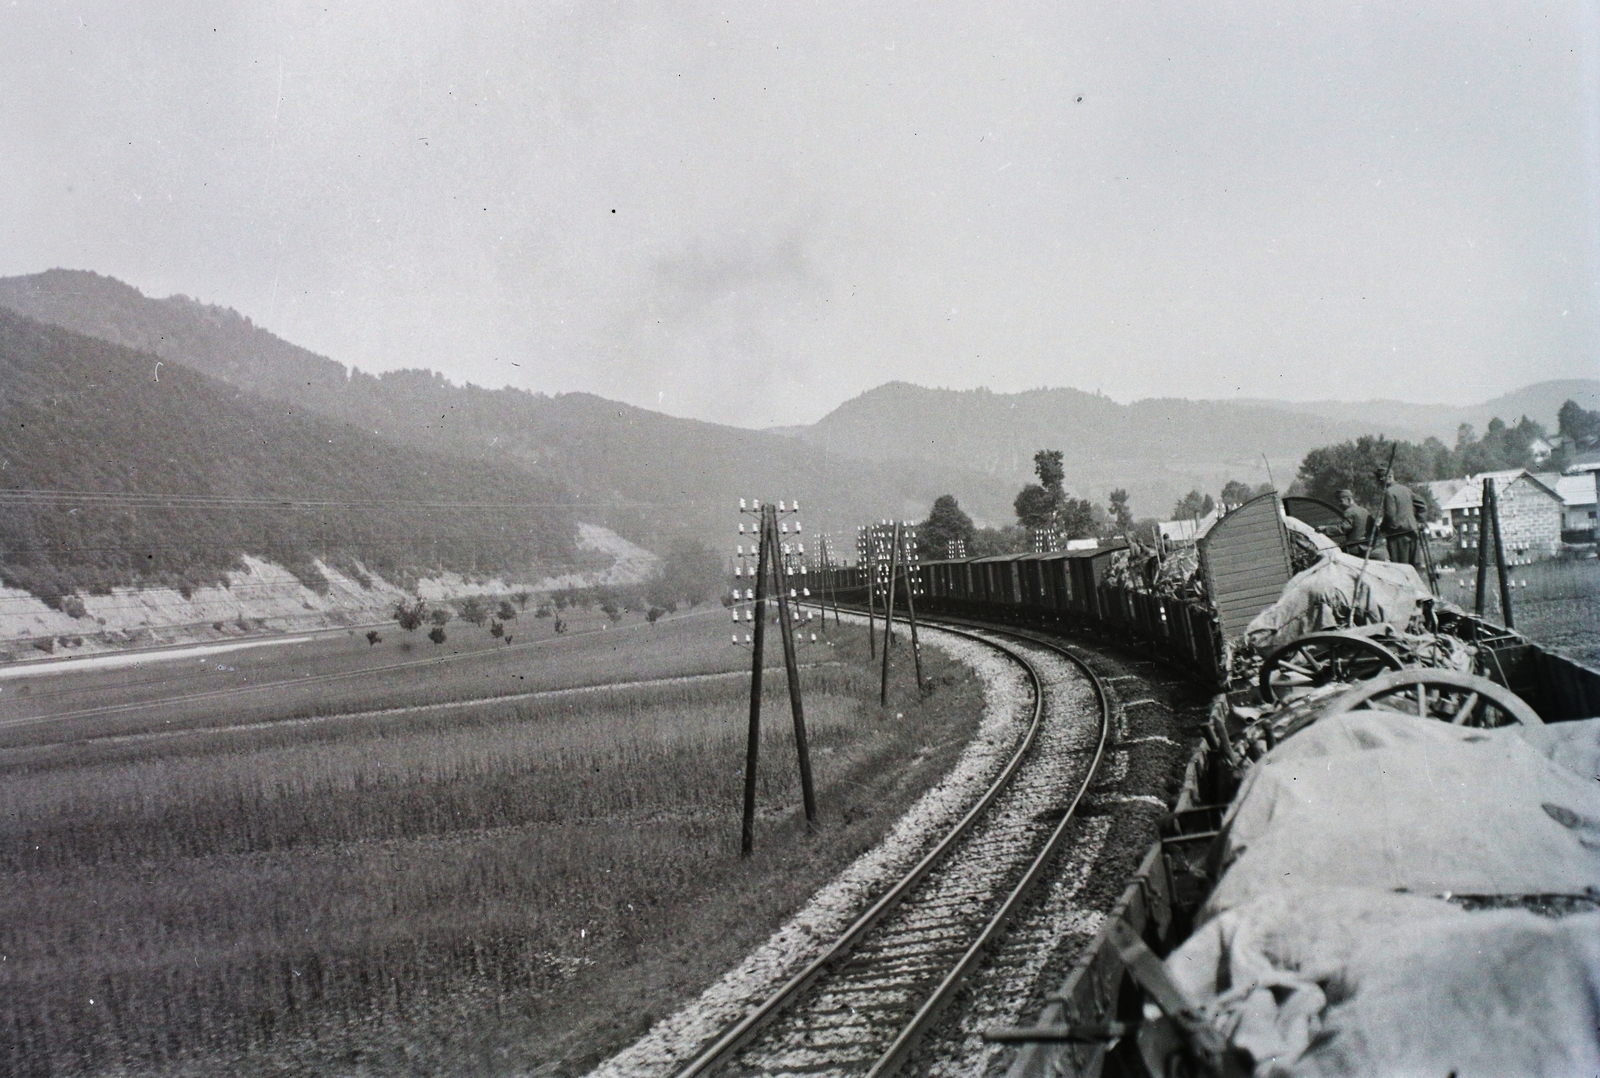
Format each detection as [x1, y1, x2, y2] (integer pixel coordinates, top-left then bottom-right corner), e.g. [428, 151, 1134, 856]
[673, 622, 1048, 1078]
[865, 625, 1111, 1078]
[676, 613, 1112, 1078]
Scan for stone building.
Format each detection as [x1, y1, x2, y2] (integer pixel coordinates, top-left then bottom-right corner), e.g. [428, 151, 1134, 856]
[1441, 470, 1564, 563]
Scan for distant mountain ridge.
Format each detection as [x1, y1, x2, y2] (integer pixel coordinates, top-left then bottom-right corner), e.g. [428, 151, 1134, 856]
[1227, 380, 1600, 442]
[5, 269, 1585, 539]
[0, 269, 1018, 544]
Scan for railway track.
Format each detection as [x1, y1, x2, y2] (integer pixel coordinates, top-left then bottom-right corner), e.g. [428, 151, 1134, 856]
[673, 622, 1111, 1078]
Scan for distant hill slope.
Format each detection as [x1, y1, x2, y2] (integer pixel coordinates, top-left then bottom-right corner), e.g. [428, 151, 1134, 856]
[0, 269, 1016, 542]
[1230, 379, 1600, 442]
[790, 382, 1426, 521]
[0, 309, 577, 604]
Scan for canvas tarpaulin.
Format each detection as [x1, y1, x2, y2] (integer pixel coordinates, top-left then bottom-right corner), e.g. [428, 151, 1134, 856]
[1202, 712, 1600, 920]
[1242, 551, 1438, 654]
[1165, 887, 1600, 1076]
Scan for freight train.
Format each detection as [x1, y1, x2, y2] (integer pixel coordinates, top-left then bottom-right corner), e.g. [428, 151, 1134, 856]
[830, 492, 1600, 1077]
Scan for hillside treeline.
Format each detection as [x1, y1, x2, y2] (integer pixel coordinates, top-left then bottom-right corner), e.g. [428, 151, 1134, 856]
[0, 311, 577, 606]
[1295, 404, 1597, 508]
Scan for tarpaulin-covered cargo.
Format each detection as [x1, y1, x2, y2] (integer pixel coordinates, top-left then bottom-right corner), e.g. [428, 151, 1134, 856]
[1242, 551, 1438, 656]
[1203, 713, 1600, 920]
[1166, 887, 1600, 1077]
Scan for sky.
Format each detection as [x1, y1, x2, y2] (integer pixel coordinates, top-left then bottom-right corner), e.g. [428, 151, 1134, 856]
[3, 2, 1598, 428]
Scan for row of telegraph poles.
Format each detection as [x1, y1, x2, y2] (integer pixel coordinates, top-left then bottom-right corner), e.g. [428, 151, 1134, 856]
[729, 505, 926, 856]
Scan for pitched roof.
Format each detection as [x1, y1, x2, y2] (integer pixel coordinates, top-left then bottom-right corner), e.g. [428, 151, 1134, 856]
[1440, 470, 1563, 511]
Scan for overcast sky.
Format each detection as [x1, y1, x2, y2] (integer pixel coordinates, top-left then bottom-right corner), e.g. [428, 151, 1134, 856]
[3, 2, 1597, 427]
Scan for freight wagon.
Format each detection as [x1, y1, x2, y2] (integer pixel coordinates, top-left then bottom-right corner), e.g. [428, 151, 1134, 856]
[830, 492, 1600, 1076]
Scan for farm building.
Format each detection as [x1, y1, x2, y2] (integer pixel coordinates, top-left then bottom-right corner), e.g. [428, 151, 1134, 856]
[1440, 470, 1564, 562]
[1553, 472, 1599, 541]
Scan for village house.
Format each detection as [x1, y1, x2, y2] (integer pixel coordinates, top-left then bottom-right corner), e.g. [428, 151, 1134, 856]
[1553, 472, 1599, 542]
[1441, 470, 1565, 563]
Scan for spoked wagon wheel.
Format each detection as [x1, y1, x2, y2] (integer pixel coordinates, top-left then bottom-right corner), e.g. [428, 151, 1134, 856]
[1258, 632, 1403, 704]
[1325, 669, 1542, 728]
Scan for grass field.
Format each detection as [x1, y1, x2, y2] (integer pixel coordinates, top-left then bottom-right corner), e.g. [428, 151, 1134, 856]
[0, 611, 987, 1076]
[1437, 556, 1600, 665]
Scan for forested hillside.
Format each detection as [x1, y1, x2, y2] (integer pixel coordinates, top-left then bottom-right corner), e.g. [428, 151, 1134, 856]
[0, 310, 577, 606]
[0, 270, 1016, 541]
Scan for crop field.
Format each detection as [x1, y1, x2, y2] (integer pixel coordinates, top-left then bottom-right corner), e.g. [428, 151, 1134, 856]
[0, 610, 986, 1076]
[1438, 556, 1600, 665]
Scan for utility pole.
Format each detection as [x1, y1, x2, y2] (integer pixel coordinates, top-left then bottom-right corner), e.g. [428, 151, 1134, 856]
[898, 523, 925, 694]
[859, 526, 878, 658]
[1474, 482, 1490, 617]
[880, 521, 901, 706]
[1485, 479, 1515, 629]
[734, 498, 817, 857]
[770, 506, 817, 828]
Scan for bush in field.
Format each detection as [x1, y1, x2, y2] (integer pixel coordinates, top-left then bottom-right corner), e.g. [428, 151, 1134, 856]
[489, 620, 505, 639]
[395, 599, 426, 632]
[497, 600, 518, 621]
[430, 607, 453, 628]
[514, 590, 531, 610]
[459, 596, 489, 626]
[366, 630, 382, 646]
[535, 604, 553, 618]
[646, 607, 665, 624]
[428, 626, 447, 645]
[600, 600, 621, 623]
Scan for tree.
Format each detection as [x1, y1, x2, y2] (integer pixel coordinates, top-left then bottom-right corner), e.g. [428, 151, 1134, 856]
[920, 494, 976, 558]
[1219, 479, 1255, 506]
[365, 629, 382, 646]
[600, 599, 622, 623]
[427, 626, 447, 645]
[1559, 399, 1600, 450]
[497, 600, 518, 621]
[458, 596, 489, 626]
[1033, 449, 1065, 492]
[1059, 496, 1096, 540]
[1172, 490, 1214, 520]
[429, 606, 452, 628]
[647, 606, 665, 624]
[394, 598, 426, 632]
[513, 590, 532, 610]
[1013, 484, 1056, 528]
[1108, 489, 1134, 531]
[489, 619, 505, 639]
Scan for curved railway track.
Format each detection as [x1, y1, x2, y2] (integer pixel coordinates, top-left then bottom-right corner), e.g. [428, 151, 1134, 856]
[674, 622, 1111, 1078]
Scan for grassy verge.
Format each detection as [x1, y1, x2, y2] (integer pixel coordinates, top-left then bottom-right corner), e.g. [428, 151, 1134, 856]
[0, 618, 986, 1077]
[1437, 556, 1600, 664]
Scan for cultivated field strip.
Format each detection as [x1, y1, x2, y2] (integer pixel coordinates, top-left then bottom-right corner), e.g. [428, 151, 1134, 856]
[683, 628, 1109, 1078]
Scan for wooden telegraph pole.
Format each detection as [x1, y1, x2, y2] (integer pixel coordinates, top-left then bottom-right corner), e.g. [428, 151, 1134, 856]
[898, 524, 925, 694]
[880, 522, 901, 706]
[1486, 478, 1515, 629]
[736, 499, 818, 857]
[769, 505, 818, 827]
[860, 525, 878, 658]
[1474, 479, 1491, 617]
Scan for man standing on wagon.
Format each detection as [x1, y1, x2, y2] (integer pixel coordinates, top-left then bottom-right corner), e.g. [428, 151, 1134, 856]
[1374, 466, 1425, 569]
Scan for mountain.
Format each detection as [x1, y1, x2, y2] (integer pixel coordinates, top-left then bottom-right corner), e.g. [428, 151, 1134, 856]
[1230, 379, 1600, 442]
[789, 382, 1418, 523]
[0, 308, 577, 604]
[0, 270, 1016, 546]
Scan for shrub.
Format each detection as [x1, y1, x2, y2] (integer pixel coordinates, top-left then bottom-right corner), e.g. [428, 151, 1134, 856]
[428, 626, 447, 645]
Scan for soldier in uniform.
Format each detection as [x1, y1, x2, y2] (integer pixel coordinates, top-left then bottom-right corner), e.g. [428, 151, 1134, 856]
[1375, 467, 1425, 569]
[1322, 488, 1374, 556]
